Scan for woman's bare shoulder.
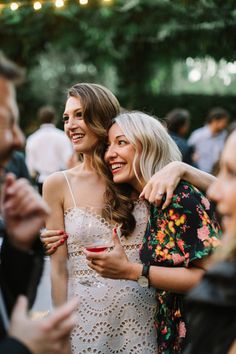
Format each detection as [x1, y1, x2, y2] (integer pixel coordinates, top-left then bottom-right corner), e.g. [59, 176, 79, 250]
[43, 172, 70, 201]
[43, 167, 83, 195]
[44, 171, 66, 187]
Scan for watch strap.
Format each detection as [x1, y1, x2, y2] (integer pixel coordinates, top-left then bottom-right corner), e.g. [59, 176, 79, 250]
[142, 264, 150, 278]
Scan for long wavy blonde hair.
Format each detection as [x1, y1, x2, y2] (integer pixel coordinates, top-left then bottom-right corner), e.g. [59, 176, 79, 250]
[67, 83, 136, 236]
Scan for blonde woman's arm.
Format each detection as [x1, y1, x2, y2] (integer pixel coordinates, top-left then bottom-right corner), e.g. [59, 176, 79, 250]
[140, 161, 216, 208]
[85, 231, 210, 294]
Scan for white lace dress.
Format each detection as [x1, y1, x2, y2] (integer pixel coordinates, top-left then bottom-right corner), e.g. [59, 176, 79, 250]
[63, 173, 157, 354]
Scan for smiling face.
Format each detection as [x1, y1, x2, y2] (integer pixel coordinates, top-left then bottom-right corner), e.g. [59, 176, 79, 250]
[63, 96, 98, 155]
[105, 123, 144, 192]
[207, 131, 236, 234]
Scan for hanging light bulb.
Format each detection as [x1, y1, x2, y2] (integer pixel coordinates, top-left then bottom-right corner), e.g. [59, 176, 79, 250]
[33, 1, 42, 10]
[55, 0, 64, 8]
[79, 0, 88, 5]
[10, 2, 19, 11]
[0, 0, 115, 14]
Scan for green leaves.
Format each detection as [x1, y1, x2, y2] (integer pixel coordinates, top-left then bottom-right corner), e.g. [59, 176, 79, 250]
[1, 0, 236, 131]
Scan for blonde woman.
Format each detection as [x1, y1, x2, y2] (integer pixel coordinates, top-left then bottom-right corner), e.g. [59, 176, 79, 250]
[85, 111, 221, 353]
[146, 131, 236, 353]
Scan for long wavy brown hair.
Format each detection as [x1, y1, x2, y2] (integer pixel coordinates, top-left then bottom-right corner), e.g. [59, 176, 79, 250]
[67, 83, 135, 236]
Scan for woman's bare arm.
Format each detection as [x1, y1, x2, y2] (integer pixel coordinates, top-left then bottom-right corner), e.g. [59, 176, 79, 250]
[140, 161, 216, 208]
[85, 232, 210, 294]
[43, 172, 68, 306]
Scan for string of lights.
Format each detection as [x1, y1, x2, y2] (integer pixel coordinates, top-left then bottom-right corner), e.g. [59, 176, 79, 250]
[0, 0, 113, 12]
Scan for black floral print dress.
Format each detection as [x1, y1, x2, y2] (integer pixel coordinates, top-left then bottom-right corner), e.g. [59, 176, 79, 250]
[140, 181, 221, 354]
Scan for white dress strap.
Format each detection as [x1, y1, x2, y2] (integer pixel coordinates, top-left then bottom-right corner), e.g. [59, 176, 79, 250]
[62, 171, 77, 208]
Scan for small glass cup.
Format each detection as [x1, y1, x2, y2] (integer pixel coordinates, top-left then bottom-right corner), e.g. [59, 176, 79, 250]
[80, 205, 113, 287]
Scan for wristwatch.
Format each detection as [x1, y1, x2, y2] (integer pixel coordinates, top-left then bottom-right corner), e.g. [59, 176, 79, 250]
[137, 265, 150, 288]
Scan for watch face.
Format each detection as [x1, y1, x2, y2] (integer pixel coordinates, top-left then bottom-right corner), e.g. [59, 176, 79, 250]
[137, 275, 149, 288]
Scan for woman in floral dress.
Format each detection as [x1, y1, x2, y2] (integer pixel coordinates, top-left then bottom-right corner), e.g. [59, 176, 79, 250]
[139, 182, 220, 352]
[85, 111, 221, 353]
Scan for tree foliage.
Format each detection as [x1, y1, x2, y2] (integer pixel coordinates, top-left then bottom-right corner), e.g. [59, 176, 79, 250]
[0, 0, 236, 129]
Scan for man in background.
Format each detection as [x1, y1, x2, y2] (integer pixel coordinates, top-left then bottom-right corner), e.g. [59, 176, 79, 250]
[26, 105, 73, 194]
[165, 108, 195, 166]
[188, 107, 229, 174]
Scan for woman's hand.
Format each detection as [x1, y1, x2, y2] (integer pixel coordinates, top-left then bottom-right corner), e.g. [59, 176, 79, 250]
[84, 229, 133, 280]
[40, 229, 68, 255]
[139, 161, 185, 208]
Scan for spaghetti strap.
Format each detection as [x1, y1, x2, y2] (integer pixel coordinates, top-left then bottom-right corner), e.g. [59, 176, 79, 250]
[62, 171, 77, 208]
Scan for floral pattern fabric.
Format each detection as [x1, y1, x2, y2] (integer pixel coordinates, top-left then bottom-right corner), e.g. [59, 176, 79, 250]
[139, 181, 221, 354]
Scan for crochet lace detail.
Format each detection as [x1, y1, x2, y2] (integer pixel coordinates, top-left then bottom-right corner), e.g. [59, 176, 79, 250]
[65, 201, 157, 353]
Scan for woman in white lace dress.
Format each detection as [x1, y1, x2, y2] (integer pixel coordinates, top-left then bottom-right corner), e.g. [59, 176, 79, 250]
[43, 84, 157, 353]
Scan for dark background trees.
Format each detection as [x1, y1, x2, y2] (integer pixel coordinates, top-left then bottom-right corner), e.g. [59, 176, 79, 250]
[1, 0, 236, 133]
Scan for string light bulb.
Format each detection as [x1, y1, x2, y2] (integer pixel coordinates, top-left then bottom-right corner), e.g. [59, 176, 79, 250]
[0, 0, 114, 12]
[55, 0, 64, 8]
[10, 2, 19, 10]
[33, 1, 42, 10]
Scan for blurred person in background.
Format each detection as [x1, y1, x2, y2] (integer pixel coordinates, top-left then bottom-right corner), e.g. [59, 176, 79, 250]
[5, 151, 31, 180]
[26, 105, 73, 194]
[0, 52, 77, 354]
[226, 120, 236, 137]
[188, 107, 229, 174]
[212, 120, 236, 176]
[165, 108, 195, 166]
[184, 130, 236, 353]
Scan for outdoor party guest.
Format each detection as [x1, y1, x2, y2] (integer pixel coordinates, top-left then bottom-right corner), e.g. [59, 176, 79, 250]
[165, 108, 195, 166]
[112, 152, 236, 354]
[146, 134, 236, 354]
[43, 84, 158, 353]
[181, 130, 236, 354]
[26, 105, 73, 194]
[188, 107, 229, 174]
[5, 151, 31, 180]
[84, 111, 221, 353]
[0, 52, 78, 354]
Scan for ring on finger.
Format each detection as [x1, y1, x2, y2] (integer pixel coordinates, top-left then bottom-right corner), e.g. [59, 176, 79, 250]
[157, 192, 164, 196]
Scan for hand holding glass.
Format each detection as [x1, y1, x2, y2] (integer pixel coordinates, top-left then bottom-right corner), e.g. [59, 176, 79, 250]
[80, 205, 113, 287]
